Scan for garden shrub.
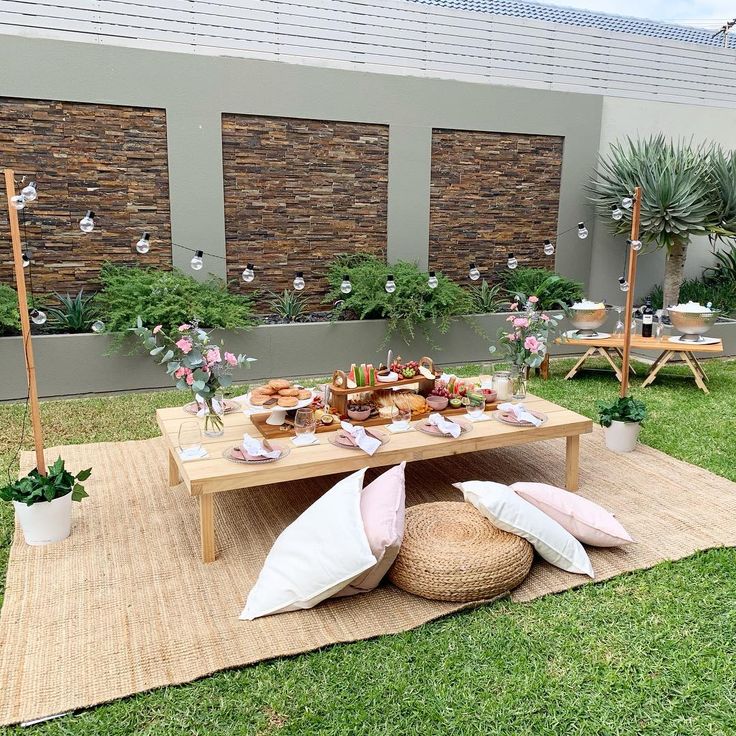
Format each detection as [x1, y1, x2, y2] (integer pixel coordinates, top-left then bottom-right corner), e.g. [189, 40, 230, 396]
[501, 267, 584, 310]
[0, 283, 20, 336]
[326, 255, 472, 344]
[93, 265, 258, 333]
[647, 278, 736, 315]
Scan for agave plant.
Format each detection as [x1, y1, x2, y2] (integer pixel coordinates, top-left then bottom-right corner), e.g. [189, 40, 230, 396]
[47, 290, 98, 333]
[589, 136, 736, 308]
[267, 289, 308, 323]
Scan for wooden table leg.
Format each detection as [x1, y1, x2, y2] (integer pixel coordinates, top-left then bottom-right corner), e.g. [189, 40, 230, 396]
[565, 348, 595, 380]
[613, 348, 636, 375]
[200, 494, 216, 563]
[168, 449, 181, 487]
[565, 435, 580, 492]
[641, 350, 674, 388]
[597, 346, 623, 382]
[682, 352, 710, 394]
[689, 353, 709, 382]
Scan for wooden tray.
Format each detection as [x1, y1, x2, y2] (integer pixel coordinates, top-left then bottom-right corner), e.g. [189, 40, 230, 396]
[250, 402, 500, 439]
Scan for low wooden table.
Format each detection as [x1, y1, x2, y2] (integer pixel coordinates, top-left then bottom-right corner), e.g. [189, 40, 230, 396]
[559, 335, 723, 393]
[156, 393, 592, 563]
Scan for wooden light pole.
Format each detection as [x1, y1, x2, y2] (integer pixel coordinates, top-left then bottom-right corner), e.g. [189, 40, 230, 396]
[4, 168, 46, 474]
[619, 185, 642, 398]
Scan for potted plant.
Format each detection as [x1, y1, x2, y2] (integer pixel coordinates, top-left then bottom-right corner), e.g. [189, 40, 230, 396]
[0, 457, 91, 545]
[596, 395, 647, 453]
[132, 318, 255, 436]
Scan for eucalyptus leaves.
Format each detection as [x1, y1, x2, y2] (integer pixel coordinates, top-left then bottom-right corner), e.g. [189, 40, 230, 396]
[133, 318, 255, 432]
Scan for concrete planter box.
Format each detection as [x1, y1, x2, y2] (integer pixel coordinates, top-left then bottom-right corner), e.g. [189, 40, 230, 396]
[1, 312, 733, 401]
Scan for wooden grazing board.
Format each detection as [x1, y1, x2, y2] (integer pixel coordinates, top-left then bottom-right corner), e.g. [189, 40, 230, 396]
[250, 402, 500, 439]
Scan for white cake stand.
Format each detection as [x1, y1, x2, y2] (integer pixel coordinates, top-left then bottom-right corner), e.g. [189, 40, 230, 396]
[244, 389, 316, 425]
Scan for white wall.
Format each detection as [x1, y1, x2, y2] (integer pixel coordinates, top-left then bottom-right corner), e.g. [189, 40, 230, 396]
[588, 96, 736, 302]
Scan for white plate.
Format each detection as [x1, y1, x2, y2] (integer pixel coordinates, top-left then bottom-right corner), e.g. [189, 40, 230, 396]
[564, 330, 611, 340]
[668, 335, 720, 346]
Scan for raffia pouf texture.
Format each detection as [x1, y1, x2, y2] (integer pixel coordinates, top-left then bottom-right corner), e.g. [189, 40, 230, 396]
[388, 501, 534, 602]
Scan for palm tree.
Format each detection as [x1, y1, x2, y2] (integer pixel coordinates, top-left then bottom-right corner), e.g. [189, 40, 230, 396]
[589, 136, 736, 308]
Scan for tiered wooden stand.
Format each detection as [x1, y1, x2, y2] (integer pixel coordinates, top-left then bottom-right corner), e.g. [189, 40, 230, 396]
[251, 356, 499, 439]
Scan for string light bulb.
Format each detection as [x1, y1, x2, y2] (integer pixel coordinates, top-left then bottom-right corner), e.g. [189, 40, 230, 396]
[340, 274, 352, 294]
[241, 263, 255, 283]
[79, 210, 95, 233]
[543, 239, 555, 256]
[611, 205, 623, 221]
[10, 194, 25, 210]
[507, 254, 518, 270]
[91, 320, 106, 334]
[622, 196, 633, 210]
[428, 271, 438, 289]
[385, 274, 396, 294]
[577, 222, 588, 239]
[21, 251, 30, 268]
[135, 232, 151, 254]
[628, 238, 642, 252]
[30, 308, 47, 326]
[293, 272, 305, 291]
[190, 250, 204, 270]
[468, 262, 480, 281]
[618, 276, 629, 292]
[21, 181, 37, 202]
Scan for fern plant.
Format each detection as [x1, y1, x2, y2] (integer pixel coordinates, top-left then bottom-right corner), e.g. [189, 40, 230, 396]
[501, 268, 583, 311]
[325, 255, 471, 345]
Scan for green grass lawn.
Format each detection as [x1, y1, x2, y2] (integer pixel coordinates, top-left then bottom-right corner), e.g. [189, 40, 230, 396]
[1, 358, 735, 735]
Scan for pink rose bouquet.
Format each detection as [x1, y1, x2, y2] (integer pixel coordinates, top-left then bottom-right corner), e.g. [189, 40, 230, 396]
[133, 318, 255, 434]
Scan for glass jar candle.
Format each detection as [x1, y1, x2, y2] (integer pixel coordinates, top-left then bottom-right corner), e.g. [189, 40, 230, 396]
[493, 371, 512, 401]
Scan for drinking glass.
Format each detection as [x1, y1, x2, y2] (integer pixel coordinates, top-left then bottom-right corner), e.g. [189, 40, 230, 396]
[294, 407, 317, 443]
[391, 402, 412, 431]
[178, 420, 202, 455]
[655, 309, 665, 338]
[466, 394, 486, 420]
[479, 363, 494, 389]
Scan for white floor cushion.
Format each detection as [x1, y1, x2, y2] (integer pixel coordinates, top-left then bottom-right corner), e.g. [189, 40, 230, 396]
[241, 468, 377, 620]
[455, 480, 594, 578]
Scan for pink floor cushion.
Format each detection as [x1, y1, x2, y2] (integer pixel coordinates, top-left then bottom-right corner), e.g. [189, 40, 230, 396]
[337, 461, 406, 596]
[511, 482, 635, 547]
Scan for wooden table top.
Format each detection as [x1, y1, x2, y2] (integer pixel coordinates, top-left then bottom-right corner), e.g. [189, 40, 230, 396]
[557, 334, 723, 353]
[156, 392, 592, 496]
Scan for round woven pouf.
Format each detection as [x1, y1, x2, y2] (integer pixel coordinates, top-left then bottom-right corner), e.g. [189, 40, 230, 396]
[388, 501, 534, 602]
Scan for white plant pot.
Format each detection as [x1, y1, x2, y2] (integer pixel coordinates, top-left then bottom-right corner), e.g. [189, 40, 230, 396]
[603, 420, 641, 454]
[13, 492, 73, 546]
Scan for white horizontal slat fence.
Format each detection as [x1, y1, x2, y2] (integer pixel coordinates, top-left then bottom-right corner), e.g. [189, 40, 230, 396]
[0, 0, 734, 107]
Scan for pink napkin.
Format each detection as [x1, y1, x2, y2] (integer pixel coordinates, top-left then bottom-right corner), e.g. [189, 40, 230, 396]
[339, 421, 382, 455]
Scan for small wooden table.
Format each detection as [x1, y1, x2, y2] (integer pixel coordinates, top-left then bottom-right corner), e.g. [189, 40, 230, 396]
[559, 335, 723, 393]
[156, 392, 592, 563]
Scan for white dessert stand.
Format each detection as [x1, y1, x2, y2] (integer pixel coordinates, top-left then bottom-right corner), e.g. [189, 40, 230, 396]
[245, 388, 316, 425]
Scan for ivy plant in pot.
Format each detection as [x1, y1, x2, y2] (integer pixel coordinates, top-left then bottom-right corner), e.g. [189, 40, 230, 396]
[596, 396, 647, 453]
[0, 458, 91, 545]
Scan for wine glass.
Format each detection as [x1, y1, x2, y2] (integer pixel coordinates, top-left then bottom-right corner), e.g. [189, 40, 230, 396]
[613, 306, 624, 337]
[655, 309, 665, 339]
[178, 420, 202, 457]
[390, 402, 412, 431]
[294, 407, 317, 444]
[479, 363, 494, 389]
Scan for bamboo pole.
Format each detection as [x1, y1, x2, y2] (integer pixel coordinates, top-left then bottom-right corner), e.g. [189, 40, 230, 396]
[4, 169, 46, 474]
[619, 186, 642, 398]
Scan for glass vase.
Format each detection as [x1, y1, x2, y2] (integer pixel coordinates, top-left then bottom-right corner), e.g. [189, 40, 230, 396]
[511, 365, 529, 401]
[201, 393, 225, 437]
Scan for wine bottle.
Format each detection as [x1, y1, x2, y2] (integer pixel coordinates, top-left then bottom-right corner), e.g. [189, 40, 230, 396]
[641, 298, 654, 338]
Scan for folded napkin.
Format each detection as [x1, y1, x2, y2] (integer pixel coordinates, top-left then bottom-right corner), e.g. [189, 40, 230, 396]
[339, 421, 382, 456]
[427, 412, 462, 438]
[498, 402, 542, 427]
[177, 446, 208, 461]
[439, 372, 458, 384]
[241, 433, 282, 460]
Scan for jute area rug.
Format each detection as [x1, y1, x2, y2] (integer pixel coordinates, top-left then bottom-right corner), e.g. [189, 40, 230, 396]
[1, 431, 735, 725]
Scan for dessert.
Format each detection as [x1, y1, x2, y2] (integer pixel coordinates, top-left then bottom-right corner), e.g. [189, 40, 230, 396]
[250, 394, 277, 407]
[253, 385, 275, 396]
[277, 395, 299, 408]
[278, 388, 299, 397]
[297, 389, 312, 401]
[268, 379, 291, 390]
